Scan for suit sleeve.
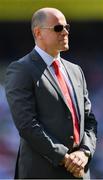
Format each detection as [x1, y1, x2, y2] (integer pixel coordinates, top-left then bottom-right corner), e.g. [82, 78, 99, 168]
[5, 61, 68, 167]
[78, 66, 97, 158]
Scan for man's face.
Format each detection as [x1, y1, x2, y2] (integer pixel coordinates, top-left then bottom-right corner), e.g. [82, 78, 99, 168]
[37, 12, 69, 56]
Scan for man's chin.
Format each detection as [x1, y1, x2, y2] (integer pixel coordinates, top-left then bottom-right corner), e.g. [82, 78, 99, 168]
[61, 45, 69, 51]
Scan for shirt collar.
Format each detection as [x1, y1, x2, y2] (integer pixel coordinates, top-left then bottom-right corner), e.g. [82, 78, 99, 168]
[35, 45, 61, 67]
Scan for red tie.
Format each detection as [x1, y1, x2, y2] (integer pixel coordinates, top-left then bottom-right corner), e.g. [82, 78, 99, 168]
[52, 60, 79, 144]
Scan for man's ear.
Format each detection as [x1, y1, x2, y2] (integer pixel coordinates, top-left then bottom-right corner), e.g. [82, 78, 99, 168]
[32, 26, 42, 40]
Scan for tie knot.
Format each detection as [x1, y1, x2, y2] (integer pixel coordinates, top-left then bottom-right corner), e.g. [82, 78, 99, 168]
[52, 60, 60, 75]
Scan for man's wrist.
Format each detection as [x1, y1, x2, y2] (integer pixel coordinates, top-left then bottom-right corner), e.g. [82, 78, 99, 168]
[60, 153, 69, 165]
[80, 148, 91, 158]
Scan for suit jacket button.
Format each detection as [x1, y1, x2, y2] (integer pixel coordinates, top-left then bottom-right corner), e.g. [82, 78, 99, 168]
[68, 115, 71, 119]
[70, 136, 74, 140]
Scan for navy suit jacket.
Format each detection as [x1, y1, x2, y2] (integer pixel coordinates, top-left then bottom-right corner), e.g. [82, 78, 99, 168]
[5, 49, 97, 179]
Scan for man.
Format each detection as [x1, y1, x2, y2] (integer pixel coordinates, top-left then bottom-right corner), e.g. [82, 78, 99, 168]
[5, 7, 97, 179]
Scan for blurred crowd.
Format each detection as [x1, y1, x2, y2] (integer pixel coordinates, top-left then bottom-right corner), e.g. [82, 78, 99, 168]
[0, 83, 19, 178]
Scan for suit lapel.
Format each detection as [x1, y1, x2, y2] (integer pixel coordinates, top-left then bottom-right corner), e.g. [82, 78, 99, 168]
[30, 50, 69, 107]
[43, 69, 69, 106]
[61, 59, 85, 142]
[61, 58, 82, 121]
[43, 69, 62, 97]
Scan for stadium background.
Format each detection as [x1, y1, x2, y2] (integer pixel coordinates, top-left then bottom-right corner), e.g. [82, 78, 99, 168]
[0, 0, 103, 179]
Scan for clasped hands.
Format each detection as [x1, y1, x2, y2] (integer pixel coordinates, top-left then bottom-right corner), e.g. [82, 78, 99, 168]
[61, 150, 89, 178]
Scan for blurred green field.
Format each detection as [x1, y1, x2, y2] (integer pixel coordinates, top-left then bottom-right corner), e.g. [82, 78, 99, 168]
[0, 0, 103, 21]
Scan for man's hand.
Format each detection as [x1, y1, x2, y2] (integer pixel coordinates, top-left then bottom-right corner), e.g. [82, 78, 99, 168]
[62, 150, 89, 178]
